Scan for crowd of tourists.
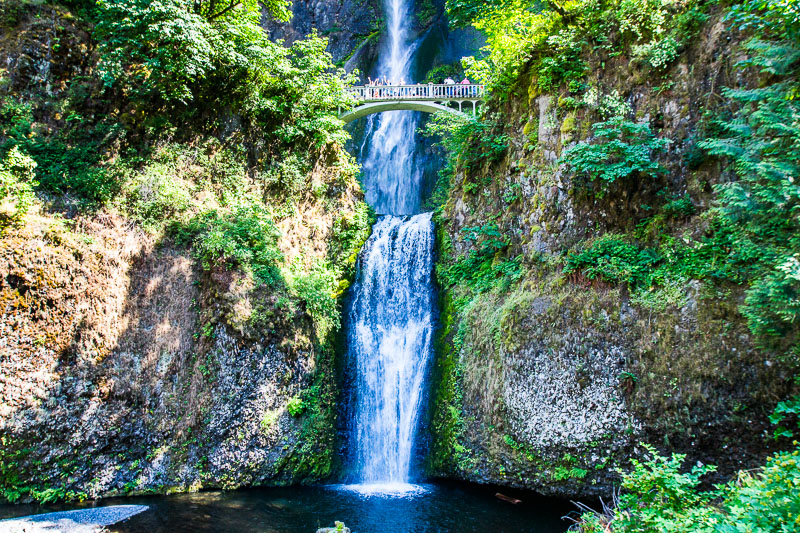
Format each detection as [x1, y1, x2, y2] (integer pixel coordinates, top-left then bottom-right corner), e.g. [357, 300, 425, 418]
[364, 76, 477, 98]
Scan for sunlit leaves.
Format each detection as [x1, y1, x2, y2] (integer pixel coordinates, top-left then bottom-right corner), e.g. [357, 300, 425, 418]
[698, 0, 800, 347]
[560, 117, 669, 195]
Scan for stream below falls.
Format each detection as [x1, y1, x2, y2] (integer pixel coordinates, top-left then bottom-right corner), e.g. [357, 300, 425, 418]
[0, 484, 574, 532]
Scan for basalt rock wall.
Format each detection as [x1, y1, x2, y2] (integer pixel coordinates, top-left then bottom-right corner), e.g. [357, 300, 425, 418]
[428, 7, 793, 497]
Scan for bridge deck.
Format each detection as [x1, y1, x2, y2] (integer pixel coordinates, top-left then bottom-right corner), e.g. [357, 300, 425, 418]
[346, 83, 485, 103]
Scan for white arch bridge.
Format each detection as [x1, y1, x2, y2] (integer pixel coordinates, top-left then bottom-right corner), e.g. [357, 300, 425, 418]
[339, 83, 486, 123]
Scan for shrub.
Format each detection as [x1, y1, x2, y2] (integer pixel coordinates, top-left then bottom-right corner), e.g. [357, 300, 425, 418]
[699, 0, 800, 348]
[572, 443, 800, 533]
[289, 261, 340, 337]
[259, 153, 308, 200]
[660, 193, 694, 218]
[125, 163, 193, 229]
[560, 117, 669, 196]
[0, 146, 37, 230]
[286, 396, 305, 417]
[95, 0, 353, 147]
[176, 205, 283, 285]
[770, 393, 800, 439]
[421, 112, 508, 212]
[0, 98, 121, 205]
[328, 202, 372, 275]
[564, 235, 659, 287]
[449, 0, 706, 93]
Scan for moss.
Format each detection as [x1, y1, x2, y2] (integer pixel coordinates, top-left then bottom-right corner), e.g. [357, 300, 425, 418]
[560, 111, 577, 144]
[522, 117, 539, 140]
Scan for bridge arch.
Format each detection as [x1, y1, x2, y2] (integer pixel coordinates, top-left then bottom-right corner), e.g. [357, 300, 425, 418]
[338, 83, 485, 123]
[340, 101, 469, 123]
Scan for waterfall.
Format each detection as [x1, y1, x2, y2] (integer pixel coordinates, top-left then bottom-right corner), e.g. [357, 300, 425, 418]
[343, 0, 436, 494]
[359, 0, 423, 216]
[347, 214, 435, 489]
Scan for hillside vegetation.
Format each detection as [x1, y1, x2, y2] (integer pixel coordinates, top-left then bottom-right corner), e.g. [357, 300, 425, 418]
[0, 0, 370, 502]
[426, 0, 800, 526]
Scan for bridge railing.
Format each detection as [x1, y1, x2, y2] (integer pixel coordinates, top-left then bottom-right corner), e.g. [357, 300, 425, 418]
[347, 83, 485, 102]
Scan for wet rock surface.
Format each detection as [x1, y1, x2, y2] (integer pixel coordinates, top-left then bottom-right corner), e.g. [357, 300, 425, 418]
[263, 0, 383, 69]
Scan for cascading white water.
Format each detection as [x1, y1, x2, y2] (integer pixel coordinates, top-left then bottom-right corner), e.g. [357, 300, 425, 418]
[343, 0, 436, 494]
[346, 214, 435, 490]
[359, 0, 423, 215]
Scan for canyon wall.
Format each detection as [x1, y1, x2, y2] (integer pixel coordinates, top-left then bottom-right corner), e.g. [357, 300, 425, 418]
[0, 3, 369, 501]
[428, 6, 793, 497]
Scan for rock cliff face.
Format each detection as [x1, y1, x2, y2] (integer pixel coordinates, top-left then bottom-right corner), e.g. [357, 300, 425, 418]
[263, 0, 384, 70]
[428, 8, 792, 497]
[1, 200, 357, 499]
[0, 4, 367, 501]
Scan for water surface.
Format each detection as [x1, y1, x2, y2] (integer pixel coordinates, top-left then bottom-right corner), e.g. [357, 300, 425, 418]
[0, 482, 574, 532]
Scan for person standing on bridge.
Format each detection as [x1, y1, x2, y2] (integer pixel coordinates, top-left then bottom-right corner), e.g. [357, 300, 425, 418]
[460, 77, 470, 98]
[444, 76, 455, 97]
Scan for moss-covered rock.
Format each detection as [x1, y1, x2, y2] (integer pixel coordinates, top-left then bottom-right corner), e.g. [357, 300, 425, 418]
[428, 6, 793, 497]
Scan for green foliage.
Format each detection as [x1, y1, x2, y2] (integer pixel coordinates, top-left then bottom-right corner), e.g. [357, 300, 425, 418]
[423, 64, 464, 84]
[660, 193, 695, 218]
[421, 112, 508, 212]
[123, 161, 193, 229]
[0, 146, 37, 230]
[328, 201, 372, 279]
[574, 444, 800, 533]
[175, 205, 283, 286]
[259, 153, 309, 200]
[0, 97, 122, 204]
[564, 235, 659, 286]
[424, 112, 508, 171]
[552, 465, 589, 481]
[560, 117, 669, 196]
[564, 232, 728, 311]
[0, 0, 24, 27]
[289, 261, 340, 337]
[615, 444, 718, 531]
[428, 292, 475, 474]
[0, 437, 87, 504]
[95, 0, 353, 146]
[451, 0, 706, 93]
[96, 0, 217, 104]
[437, 223, 523, 311]
[770, 391, 800, 439]
[698, 0, 800, 347]
[286, 396, 305, 417]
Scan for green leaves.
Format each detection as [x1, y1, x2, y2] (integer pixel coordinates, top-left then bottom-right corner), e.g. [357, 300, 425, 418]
[0, 146, 37, 231]
[451, 0, 706, 94]
[698, 0, 800, 348]
[564, 234, 659, 287]
[177, 205, 283, 286]
[577, 444, 800, 533]
[561, 117, 669, 195]
[769, 395, 800, 439]
[94, 0, 353, 148]
[96, 0, 216, 103]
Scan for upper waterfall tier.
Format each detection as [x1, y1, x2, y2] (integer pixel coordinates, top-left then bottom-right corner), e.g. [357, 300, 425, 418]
[357, 0, 424, 216]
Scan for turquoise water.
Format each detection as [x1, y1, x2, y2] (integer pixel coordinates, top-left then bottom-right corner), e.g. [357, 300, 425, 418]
[0, 482, 575, 532]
